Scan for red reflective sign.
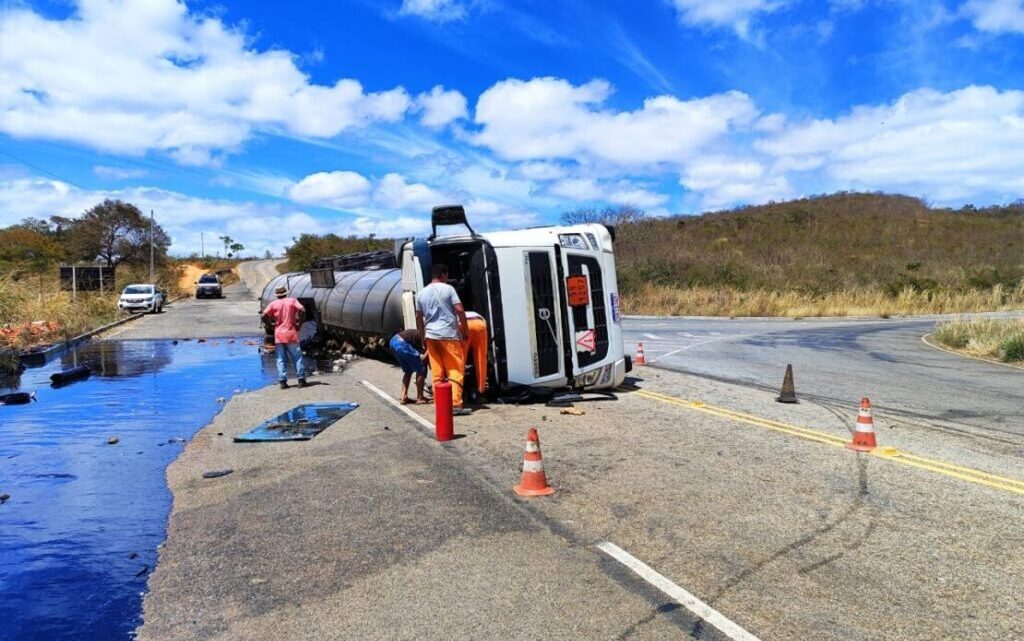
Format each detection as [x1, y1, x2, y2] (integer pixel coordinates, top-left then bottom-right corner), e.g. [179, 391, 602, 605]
[566, 275, 589, 307]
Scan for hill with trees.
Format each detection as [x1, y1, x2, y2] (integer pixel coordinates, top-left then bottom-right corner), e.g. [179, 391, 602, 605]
[611, 193, 1024, 316]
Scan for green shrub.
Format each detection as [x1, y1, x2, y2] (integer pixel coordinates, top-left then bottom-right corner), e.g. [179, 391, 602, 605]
[1001, 336, 1024, 363]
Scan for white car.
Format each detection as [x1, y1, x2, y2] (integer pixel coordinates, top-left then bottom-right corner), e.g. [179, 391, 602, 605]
[119, 284, 165, 314]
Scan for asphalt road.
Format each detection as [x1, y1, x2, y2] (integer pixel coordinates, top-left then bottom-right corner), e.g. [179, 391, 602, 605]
[624, 314, 1024, 448]
[129, 283, 1023, 640]
[236, 259, 285, 298]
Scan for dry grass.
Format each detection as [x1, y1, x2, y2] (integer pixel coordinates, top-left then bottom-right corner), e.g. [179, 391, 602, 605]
[933, 318, 1024, 363]
[623, 283, 1024, 318]
[616, 193, 1024, 317]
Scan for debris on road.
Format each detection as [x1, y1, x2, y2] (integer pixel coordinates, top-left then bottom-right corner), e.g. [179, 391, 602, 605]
[107, 436, 119, 445]
[0, 391, 36, 405]
[50, 365, 91, 387]
[0, 493, 10, 503]
[560, 407, 586, 416]
[234, 403, 359, 442]
[202, 469, 233, 479]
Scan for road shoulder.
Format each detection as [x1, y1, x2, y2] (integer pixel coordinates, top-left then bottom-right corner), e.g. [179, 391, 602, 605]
[137, 366, 685, 641]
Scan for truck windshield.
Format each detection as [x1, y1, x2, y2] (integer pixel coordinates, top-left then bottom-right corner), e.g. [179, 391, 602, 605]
[123, 286, 152, 295]
[198, 275, 218, 283]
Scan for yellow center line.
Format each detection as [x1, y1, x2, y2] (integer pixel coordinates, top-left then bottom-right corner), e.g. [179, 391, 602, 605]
[634, 389, 1024, 496]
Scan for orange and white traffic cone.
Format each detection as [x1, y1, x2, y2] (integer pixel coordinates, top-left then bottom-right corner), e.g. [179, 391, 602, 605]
[635, 342, 647, 366]
[847, 397, 877, 452]
[514, 428, 555, 497]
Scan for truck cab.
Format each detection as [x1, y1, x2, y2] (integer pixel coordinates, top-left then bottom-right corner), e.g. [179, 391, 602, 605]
[398, 206, 628, 392]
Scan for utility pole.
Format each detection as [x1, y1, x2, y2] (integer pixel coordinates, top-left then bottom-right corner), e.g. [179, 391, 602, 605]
[149, 209, 155, 283]
[201, 232, 205, 260]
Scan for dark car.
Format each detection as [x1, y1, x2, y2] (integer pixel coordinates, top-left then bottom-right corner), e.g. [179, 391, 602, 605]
[195, 273, 223, 299]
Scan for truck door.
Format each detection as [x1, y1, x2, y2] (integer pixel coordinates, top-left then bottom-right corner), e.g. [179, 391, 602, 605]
[523, 248, 565, 383]
[559, 246, 610, 379]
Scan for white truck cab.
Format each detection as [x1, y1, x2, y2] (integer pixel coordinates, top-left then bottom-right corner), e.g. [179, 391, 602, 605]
[398, 205, 628, 392]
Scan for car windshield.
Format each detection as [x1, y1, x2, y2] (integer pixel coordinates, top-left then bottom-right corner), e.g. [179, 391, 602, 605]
[198, 275, 218, 283]
[123, 285, 153, 295]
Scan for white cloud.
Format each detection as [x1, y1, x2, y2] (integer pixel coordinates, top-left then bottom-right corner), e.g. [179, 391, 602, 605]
[287, 171, 373, 208]
[285, 170, 450, 213]
[399, 0, 467, 22]
[549, 178, 604, 201]
[755, 85, 1024, 202]
[606, 185, 671, 208]
[514, 162, 568, 181]
[669, 0, 786, 35]
[375, 173, 449, 210]
[0, 0, 411, 164]
[93, 165, 149, 180]
[472, 77, 758, 165]
[681, 157, 793, 209]
[415, 85, 468, 128]
[549, 177, 669, 208]
[963, 0, 1024, 34]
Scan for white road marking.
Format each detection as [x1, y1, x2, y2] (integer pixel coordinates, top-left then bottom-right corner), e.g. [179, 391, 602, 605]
[676, 332, 696, 338]
[597, 542, 761, 641]
[649, 337, 739, 362]
[361, 380, 435, 432]
[643, 333, 663, 341]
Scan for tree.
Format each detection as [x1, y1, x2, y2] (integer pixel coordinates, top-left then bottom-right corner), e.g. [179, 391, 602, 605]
[15, 217, 54, 236]
[218, 235, 234, 258]
[0, 227, 65, 272]
[560, 204, 646, 226]
[65, 199, 170, 267]
[228, 242, 245, 257]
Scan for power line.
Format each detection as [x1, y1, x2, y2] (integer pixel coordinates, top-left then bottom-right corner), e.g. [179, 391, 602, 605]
[0, 148, 85, 189]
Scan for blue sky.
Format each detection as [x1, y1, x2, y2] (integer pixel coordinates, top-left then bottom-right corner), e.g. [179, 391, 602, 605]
[1, 0, 1023, 256]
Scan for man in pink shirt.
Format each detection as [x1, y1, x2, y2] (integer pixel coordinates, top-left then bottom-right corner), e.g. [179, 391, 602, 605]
[261, 285, 308, 389]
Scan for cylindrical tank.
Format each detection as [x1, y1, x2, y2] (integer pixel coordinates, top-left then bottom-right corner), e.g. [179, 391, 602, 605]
[260, 269, 405, 340]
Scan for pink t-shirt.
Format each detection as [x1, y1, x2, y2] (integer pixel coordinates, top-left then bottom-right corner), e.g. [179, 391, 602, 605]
[263, 297, 304, 344]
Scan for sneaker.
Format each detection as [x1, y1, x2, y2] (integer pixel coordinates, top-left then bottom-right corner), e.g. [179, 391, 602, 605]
[452, 407, 473, 416]
[297, 379, 309, 388]
[279, 381, 289, 390]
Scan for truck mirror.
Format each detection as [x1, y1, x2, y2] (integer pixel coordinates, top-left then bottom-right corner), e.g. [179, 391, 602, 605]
[430, 204, 477, 239]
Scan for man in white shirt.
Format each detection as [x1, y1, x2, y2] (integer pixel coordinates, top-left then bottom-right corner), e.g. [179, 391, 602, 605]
[415, 263, 471, 415]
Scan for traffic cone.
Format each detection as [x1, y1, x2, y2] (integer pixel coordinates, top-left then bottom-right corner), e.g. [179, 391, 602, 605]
[847, 397, 877, 452]
[776, 364, 798, 403]
[514, 428, 555, 497]
[635, 342, 647, 366]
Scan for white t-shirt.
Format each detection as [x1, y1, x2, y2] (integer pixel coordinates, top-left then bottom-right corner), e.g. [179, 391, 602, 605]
[416, 282, 462, 340]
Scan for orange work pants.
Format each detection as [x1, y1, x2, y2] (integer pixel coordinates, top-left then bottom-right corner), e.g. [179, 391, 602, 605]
[463, 318, 488, 394]
[425, 338, 465, 408]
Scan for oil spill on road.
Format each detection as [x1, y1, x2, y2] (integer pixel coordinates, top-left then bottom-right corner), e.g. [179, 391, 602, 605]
[0, 339, 277, 641]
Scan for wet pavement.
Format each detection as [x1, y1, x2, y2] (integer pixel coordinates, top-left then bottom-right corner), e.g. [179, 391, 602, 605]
[0, 339, 277, 641]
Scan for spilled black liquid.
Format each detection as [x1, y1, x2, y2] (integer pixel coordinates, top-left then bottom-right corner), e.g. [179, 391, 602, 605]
[0, 339, 278, 640]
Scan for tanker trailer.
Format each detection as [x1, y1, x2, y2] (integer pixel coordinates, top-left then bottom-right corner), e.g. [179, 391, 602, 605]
[261, 205, 629, 392]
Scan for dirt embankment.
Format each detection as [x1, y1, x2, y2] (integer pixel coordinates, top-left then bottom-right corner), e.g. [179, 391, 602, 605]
[178, 263, 239, 291]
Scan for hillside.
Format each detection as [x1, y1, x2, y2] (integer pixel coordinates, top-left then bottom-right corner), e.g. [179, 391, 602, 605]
[615, 193, 1024, 316]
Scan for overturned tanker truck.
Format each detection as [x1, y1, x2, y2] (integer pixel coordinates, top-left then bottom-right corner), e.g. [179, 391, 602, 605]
[260, 205, 630, 393]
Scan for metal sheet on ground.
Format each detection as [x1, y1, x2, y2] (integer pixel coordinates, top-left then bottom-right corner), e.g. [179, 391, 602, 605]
[233, 403, 359, 442]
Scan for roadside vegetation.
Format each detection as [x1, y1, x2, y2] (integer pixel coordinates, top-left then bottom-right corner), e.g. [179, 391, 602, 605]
[933, 318, 1024, 364]
[0, 200, 183, 369]
[283, 233, 392, 271]
[610, 193, 1024, 317]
